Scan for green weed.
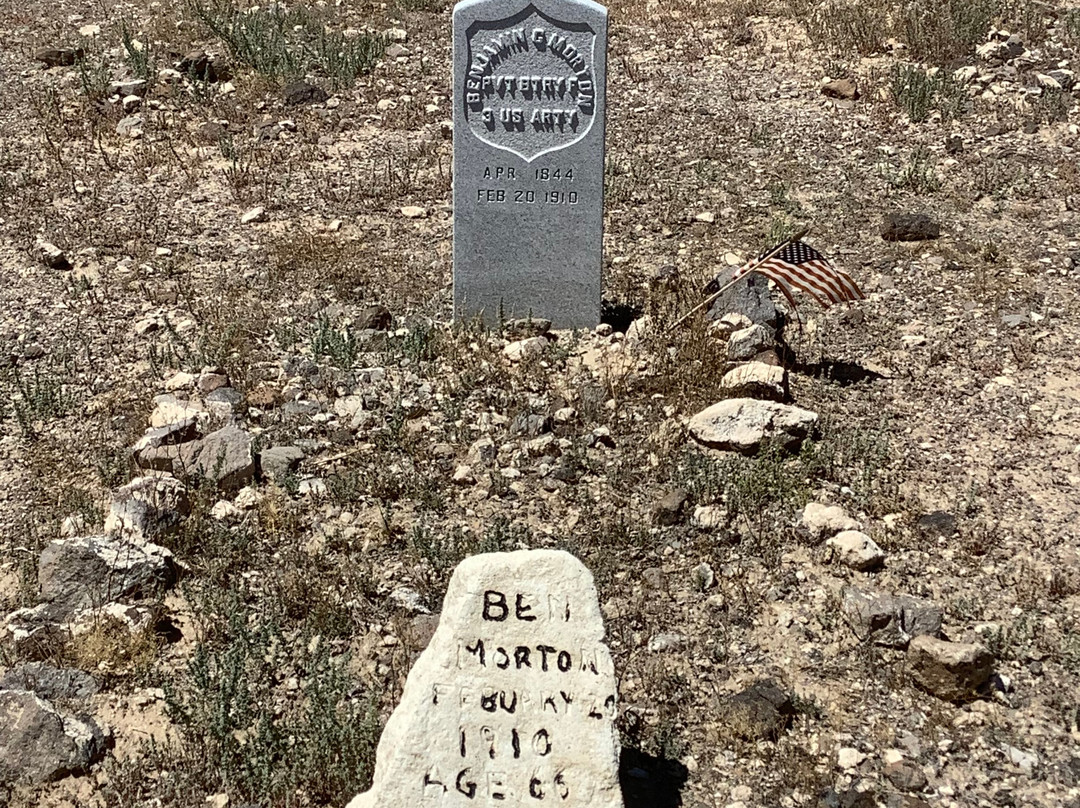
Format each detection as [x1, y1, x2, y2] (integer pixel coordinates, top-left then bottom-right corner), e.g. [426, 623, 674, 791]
[164, 589, 380, 805]
[188, 0, 384, 89]
[890, 64, 966, 123]
[880, 147, 941, 193]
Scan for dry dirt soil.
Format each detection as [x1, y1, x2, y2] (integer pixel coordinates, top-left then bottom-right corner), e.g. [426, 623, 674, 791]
[1, 0, 1079, 807]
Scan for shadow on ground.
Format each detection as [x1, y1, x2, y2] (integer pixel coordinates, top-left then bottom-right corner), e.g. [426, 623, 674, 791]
[620, 747, 689, 808]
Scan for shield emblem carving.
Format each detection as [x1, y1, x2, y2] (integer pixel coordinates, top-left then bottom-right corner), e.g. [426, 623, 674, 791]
[462, 4, 598, 162]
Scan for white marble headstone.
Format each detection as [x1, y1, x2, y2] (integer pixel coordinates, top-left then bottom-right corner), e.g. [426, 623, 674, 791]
[347, 549, 623, 807]
[452, 0, 608, 328]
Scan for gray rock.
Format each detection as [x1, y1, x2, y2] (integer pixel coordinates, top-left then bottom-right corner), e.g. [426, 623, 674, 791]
[509, 412, 548, 437]
[841, 586, 942, 648]
[688, 398, 817, 454]
[916, 510, 956, 538]
[822, 78, 858, 99]
[132, 418, 199, 456]
[138, 424, 256, 490]
[881, 213, 940, 242]
[0, 664, 99, 701]
[205, 386, 242, 406]
[504, 317, 552, 337]
[115, 114, 144, 137]
[705, 270, 778, 325]
[691, 562, 715, 590]
[38, 535, 178, 619]
[176, 49, 220, 81]
[0, 605, 68, 661]
[717, 680, 795, 742]
[34, 48, 81, 67]
[906, 636, 994, 701]
[259, 445, 304, 482]
[727, 323, 774, 361]
[885, 761, 928, 793]
[0, 690, 109, 783]
[356, 304, 392, 331]
[283, 80, 329, 106]
[652, 489, 689, 526]
[104, 473, 190, 541]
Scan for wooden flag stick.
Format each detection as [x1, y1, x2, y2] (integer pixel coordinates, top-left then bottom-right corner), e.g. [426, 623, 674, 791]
[670, 226, 811, 331]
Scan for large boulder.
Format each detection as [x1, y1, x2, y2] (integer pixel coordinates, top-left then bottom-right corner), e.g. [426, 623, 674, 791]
[38, 535, 177, 619]
[688, 398, 817, 453]
[104, 473, 190, 542]
[0, 664, 99, 701]
[0, 690, 109, 783]
[705, 270, 778, 325]
[906, 636, 994, 701]
[841, 586, 942, 648]
[137, 424, 256, 490]
[0, 605, 69, 661]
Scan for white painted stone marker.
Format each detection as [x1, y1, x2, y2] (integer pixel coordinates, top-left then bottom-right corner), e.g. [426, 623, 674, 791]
[347, 549, 623, 807]
[452, 0, 607, 329]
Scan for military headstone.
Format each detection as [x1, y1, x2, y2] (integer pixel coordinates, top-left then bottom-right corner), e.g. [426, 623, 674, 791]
[346, 549, 623, 807]
[452, 0, 608, 329]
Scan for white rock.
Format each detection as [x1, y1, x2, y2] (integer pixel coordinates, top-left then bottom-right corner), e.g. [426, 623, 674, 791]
[241, 206, 266, 224]
[298, 478, 328, 497]
[164, 372, 196, 391]
[953, 65, 978, 85]
[691, 505, 727, 530]
[826, 530, 885, 571]
[233, 487, 261, 509]
[346, 550, 622, 808]
[694, 211, 715, 223]
[504, 337, 546, 362]
[837, 747, 865, 770]
[452, 465, 476, 485]
[687, 398, 817, 453]
[553, 407, 577, 424]
[798, 502, 860, 540]
[149, 395, 206, 429]
[400, 205, 427, 219]
[727, 323, 773, 360]
[719, 362, 785, 400]
[210, 500, 242, 522]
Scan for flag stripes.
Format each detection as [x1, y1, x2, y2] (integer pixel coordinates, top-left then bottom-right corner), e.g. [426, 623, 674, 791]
[732, 240, 864, 309]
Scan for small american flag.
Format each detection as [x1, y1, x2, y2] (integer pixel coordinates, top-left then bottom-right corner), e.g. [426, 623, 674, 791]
[735, 240, 864, 310]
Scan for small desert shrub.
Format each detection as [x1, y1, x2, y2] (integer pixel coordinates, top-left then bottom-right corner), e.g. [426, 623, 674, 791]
[896, 0, 999, 62]
[165, 590, 381, 805]
[1030, 88, 1072, 125]
[188, 0, 384, 88]
[410, 516, 529, 604]
[2, 362, 76, 435]
[879, 147, 942, 193]
[792, 0, 890, 54]
[890, 64, 967, 123]
[120, 19, 157, 82]
[793, 0, 1005, 62]
[311, 315, 362, 369]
